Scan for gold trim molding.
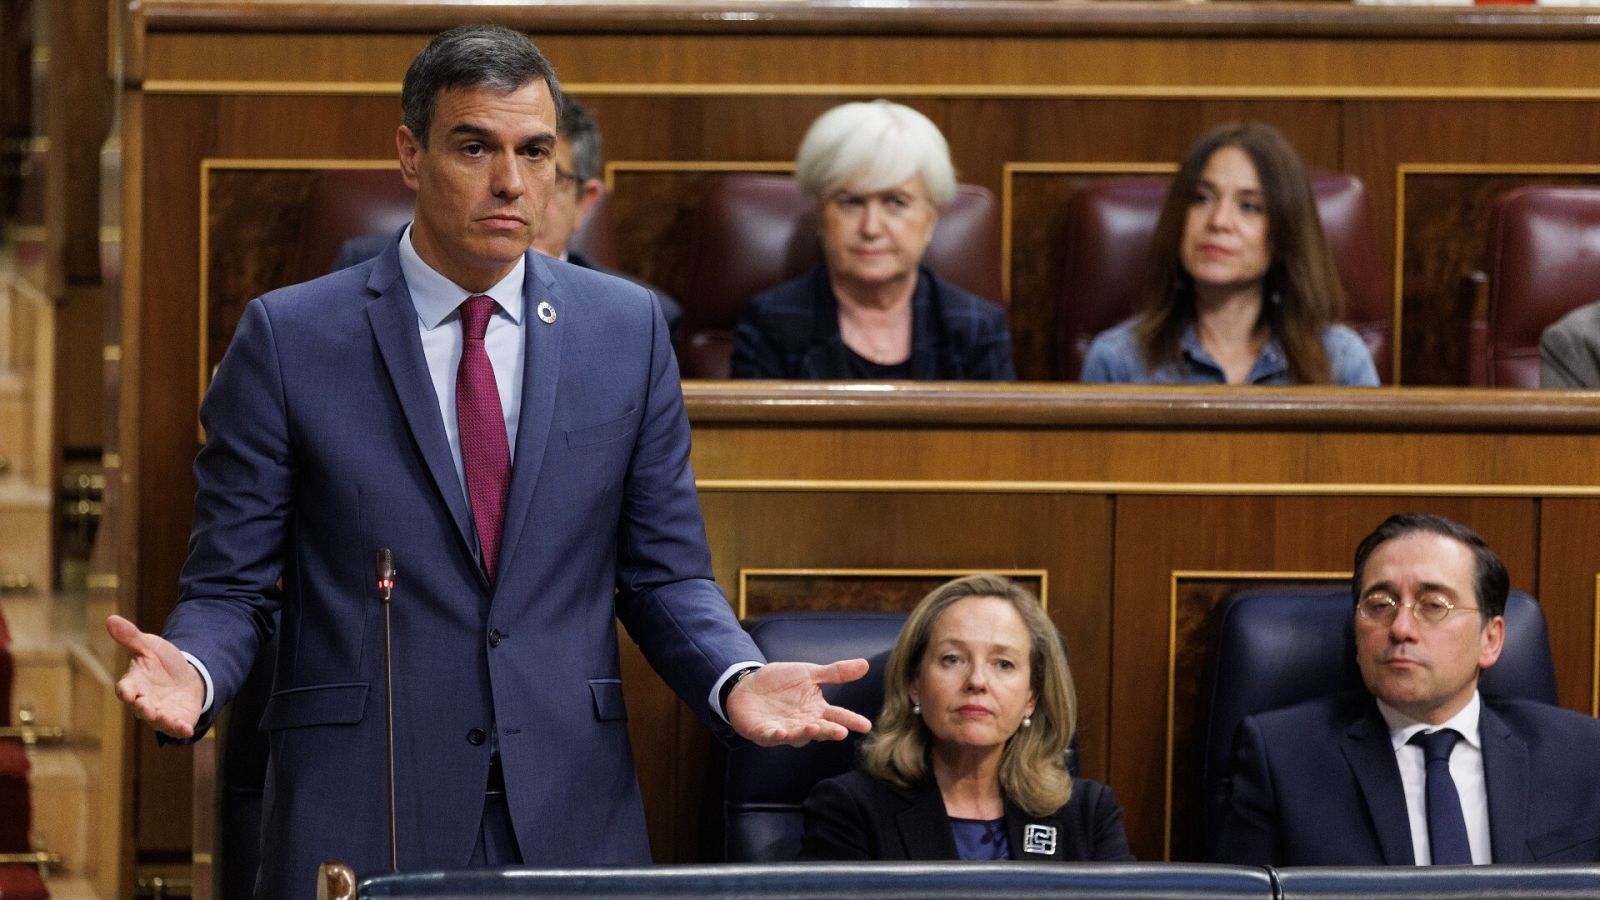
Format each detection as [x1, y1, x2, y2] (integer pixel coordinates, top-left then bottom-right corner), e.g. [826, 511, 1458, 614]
[695, 479, 1600, 498]
[735, 566, 1048, 620]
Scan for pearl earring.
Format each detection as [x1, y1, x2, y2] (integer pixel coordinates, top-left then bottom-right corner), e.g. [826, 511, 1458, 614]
[911, 701, 922, 715]
[1022, 715, 1033, 729]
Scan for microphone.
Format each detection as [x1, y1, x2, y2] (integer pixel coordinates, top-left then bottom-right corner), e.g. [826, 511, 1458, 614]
[376, 548, 398, 871]
[376, 548, 394, 603]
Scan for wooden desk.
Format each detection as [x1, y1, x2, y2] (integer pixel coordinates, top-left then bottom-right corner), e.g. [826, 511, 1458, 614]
[679, 381, 1600, 862]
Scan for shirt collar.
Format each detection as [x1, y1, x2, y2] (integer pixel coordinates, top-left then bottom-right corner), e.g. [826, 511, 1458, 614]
[1378, 691, 1483, 753]
[1178, 322, 1289, 383]
[398, 223, 526, 330]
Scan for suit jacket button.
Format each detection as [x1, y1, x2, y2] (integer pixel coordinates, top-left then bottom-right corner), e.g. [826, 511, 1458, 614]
[467, 728, 486, 746]
[489, 629, 502, 648]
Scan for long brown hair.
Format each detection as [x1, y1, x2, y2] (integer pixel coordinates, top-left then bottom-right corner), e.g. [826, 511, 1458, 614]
[861, 574, 1076, 818]
[1134, 122, 1345, 383]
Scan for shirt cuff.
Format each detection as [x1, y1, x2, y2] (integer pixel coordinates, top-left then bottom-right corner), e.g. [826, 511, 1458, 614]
[709, 660, 764, 724]
[180, 650, 216, 715]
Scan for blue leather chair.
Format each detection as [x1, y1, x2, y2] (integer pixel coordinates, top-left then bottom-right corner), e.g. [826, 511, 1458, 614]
[1197, 586, 1556, 857]
[352, 861, 1277, 899]
[722, 612, 907, 862]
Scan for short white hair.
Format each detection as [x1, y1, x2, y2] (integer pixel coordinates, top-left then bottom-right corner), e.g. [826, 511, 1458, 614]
[795, 100, 956, 207]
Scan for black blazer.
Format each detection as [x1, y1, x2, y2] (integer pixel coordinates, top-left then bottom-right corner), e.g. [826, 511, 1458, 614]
[730, 265, 1015, 380]
[800, 769, 1133, 862]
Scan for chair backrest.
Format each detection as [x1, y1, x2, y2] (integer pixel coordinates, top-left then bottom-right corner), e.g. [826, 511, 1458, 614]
[723, 612, 907, 862]
[1469, 186, 1600, 387]
[290, 168, 620, 283]
[678, 173, 1003, 378]
[1196, 586, 1556, 853]
[1056, 173, 1392, 382]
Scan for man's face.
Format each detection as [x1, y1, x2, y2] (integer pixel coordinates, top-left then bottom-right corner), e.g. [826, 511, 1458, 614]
[532, 134, 600, 259]
[397, 80, 556, 292]
[1354, 531, 1505, 725]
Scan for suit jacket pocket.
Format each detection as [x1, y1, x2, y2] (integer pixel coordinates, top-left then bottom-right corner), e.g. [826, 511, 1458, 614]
[1527, 817, 1600, 861]
[565, 410, 637, 449]
[588, 678, 627, 721]
[258, 682, 369, 731]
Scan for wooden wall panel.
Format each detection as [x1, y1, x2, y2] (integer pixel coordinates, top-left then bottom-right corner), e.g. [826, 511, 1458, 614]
[1538, 499, 1600, 714]
[698, 489, 1116, 780]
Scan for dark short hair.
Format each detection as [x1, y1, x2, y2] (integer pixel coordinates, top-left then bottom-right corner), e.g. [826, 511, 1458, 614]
[559, 97, 602, 185]
[1351, 513, 1509, 621]
[401, 24, 564, 147]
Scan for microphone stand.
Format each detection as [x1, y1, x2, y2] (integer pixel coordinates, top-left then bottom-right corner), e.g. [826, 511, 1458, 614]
[376, 548, 398, 872]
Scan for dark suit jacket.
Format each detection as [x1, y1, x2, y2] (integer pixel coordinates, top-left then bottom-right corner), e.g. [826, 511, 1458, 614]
[1213, 691, 1600, 866]
[800, 769, 1133, 862]
[1539, 299, 1600, 388]
[730, 265, 1015, 380]
[164, 241, 760, 896]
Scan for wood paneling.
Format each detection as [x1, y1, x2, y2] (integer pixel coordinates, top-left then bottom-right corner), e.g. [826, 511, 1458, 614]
[120, 0, 1600, 876]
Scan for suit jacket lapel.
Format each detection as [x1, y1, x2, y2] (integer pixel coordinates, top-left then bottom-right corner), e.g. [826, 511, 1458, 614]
[494, 252, 563, 588]
[364, 249, 477, 558]
[1481, 702, 1530, 862]
[893, 780, 958, 860]
[1342, 702, 1417, 865]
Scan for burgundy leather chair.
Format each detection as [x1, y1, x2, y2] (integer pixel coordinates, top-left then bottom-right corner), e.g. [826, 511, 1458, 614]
[678, 173, 1004, 379]
[290, 167, 620, 283]
[1464, 186, 1600, 387]
[1057, 173, 1392, 383]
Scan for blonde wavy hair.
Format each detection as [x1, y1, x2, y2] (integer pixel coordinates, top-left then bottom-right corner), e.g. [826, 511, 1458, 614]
[860, 574, 1077, 817]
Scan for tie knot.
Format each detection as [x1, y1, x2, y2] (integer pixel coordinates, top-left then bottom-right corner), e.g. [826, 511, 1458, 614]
[460, 295, 496, 341]
[1410, 728, 1460, 763]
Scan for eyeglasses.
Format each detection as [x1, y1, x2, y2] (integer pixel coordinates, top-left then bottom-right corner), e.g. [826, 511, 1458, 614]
[1356, 592, 1478, 626]
[553, 166, 582, 188]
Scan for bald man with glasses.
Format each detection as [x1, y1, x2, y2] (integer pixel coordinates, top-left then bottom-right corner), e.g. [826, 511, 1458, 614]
[1213, 513, 1600, 866]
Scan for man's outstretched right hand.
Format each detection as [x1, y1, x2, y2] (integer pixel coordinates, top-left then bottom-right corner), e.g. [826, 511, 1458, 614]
[106, 614, 205, 739]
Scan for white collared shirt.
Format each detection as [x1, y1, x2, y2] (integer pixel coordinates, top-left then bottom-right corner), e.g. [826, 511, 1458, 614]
[1378, 692, 1491, 865]
[398, 224, 526, 504]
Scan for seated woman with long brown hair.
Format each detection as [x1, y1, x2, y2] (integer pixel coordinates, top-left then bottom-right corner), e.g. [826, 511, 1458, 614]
[799, 574, 1131, 861]
[1081, 122, 1379, 386]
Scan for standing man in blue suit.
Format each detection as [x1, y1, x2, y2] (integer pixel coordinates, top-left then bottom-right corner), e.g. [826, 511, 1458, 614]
[105, 25, 869, 897]
[1214, 513, 1600, 865]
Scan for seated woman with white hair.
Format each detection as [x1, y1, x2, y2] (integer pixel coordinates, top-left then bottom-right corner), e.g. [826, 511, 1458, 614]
[730, 100, 1015, 380]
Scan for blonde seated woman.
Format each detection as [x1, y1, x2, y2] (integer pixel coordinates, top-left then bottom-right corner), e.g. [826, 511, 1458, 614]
[800, 575, 1132, 861]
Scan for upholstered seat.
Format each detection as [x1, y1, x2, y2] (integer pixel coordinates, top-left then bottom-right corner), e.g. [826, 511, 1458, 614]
[722, 612, 906, 862]
[1057, 173, 1391, 382]
[678, 174, 1003, 378]
[1464, 186, 1600, 387]
[1195, 586, 1555, 856]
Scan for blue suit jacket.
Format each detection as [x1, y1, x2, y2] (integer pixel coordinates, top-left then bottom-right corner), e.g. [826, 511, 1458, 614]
[164, 241, 761, 896]
[1213, 691, 1600, 865]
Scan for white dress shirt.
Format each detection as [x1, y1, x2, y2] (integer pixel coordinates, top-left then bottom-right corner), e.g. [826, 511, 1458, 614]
[1378, 692, 1492, 865]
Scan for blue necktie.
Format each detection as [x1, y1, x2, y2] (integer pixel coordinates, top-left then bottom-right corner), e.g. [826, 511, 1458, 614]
[1410, 728, 1473, 864]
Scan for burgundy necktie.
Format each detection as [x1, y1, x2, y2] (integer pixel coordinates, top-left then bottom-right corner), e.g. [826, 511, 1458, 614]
[456, 295, 510, 582]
